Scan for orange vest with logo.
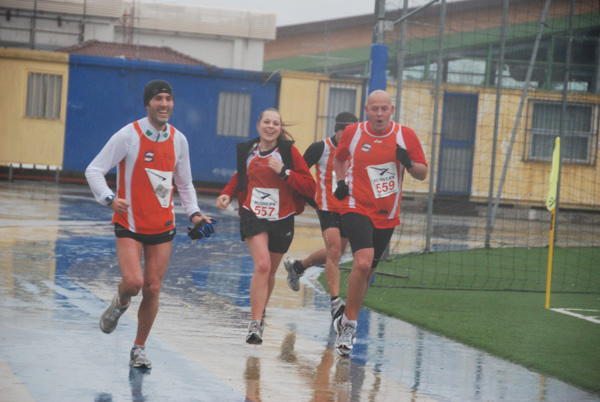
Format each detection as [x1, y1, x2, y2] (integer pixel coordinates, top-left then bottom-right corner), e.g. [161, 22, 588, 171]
[112, 121, 177, 234]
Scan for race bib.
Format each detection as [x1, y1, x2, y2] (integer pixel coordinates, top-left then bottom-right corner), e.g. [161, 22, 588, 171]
[145, 168, 173, 208]
[250, 187, 280, 221]
[366, 162, 398, 199]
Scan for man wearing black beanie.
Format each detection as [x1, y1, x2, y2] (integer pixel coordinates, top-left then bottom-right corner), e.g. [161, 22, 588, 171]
[143, 80, 174, 107]
[85, 79, 213, 369]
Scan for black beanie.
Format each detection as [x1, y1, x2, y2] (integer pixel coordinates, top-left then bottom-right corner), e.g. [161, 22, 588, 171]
[143, 80, 174, 106]
[334, 112, 358, 132]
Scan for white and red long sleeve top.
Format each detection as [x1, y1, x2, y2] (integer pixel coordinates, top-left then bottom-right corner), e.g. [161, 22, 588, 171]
[85, 117, 201, 234]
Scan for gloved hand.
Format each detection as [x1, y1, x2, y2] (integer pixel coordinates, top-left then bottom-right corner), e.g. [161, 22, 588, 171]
[334, 180, 349, 200]
[187, 219, 217, 240]
[396, 145, 414, 170]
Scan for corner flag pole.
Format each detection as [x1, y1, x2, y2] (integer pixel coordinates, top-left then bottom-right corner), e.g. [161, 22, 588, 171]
[545, 137, 560, 309]
[545, 207, 556, 309]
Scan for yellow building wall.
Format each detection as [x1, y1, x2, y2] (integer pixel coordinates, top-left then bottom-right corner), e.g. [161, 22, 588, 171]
[278, 71, 321, 154]
[0, 48, 69, 167]
[469, 86, 599, 209]
[393, 81, 436, 197]
[278, 71, 365, 154]
[394, 81, 600, 209]
[280, 72, 599, 209]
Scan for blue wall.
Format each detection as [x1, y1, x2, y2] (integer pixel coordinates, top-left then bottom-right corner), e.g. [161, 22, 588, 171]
[64, 55, 280, 184]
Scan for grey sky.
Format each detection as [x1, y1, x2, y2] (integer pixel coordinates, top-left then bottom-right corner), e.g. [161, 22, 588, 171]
[155, 0, 450, 27]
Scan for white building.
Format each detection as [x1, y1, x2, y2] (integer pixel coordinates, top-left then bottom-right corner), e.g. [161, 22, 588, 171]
[0, 0, 276, 70]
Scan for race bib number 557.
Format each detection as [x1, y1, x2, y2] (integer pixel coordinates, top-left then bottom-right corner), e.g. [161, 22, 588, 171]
[366, 162, 398, 199]
[250, 187, 280, 220]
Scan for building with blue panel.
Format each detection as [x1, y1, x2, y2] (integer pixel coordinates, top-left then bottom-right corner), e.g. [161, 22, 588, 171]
[63, 54, 280, 184]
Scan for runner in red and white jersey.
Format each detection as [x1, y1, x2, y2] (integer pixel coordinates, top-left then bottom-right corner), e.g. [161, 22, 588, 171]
[86, 118, 199, 234]
[336, 120, 427, 228]
[310, 135, 343, 214]
[85, 80, 212, 369]
[332, 90, 428, 357]
[240, 145, 303, 220]
[283, 112, 359, 322]
[217, 108, 315, 345]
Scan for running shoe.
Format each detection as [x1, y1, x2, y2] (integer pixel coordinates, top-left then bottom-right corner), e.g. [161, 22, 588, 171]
[99, 293, 129, 334]
[333, 316, 356, 357]
[284, 257, 303, 292]
[130, 346, 152, 369]
[330, 297, 346, 321]
[246, 320, 264, 344]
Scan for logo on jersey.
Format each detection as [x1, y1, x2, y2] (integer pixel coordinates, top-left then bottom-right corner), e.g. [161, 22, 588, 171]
[256, 189, 274, 200]
[361, 143, 372, 152]
[370, 167, 390, 176]
[147, 169, 167, 181]
[145, 151, 154, 162]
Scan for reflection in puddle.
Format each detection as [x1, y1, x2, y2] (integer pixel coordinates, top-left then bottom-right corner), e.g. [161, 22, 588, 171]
[129, 367, 151, 402]
[244, 356, 261, 402]
[1, 182, 599, 402]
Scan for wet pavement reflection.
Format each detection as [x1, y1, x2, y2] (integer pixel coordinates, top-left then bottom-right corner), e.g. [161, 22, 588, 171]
[0, 181, 598, 402]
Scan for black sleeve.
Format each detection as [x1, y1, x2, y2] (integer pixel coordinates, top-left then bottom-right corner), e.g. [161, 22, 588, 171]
[302, 141, 325, 168]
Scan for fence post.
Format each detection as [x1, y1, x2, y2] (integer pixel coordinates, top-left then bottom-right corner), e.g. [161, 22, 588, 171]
[485, 0, 509, 248]
[425, 0, 447, 252]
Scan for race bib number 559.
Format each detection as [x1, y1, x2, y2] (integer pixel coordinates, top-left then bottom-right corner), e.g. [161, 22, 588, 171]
[366, 162, 398, 199]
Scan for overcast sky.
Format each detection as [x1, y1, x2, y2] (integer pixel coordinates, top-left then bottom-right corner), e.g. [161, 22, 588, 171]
[155, 0, 452, 27]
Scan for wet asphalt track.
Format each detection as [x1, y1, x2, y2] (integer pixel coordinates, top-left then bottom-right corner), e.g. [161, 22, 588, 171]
[0, 180, 598, 402]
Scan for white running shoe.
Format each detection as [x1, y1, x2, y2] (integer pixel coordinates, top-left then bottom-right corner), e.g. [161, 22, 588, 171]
[246, 320, 264, 344]
[333, 316, 356, 357]
[129, 346, 152, 369]
[284, 257, 303, 292]
[99, 293, 129, 334]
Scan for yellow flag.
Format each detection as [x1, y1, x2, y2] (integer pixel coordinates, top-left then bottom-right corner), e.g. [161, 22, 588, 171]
[546, 137, 560, 211]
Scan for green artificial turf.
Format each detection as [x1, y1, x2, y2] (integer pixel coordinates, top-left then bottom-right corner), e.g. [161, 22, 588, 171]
[321, 247, 600, 395]
[373, 247, 600, 293]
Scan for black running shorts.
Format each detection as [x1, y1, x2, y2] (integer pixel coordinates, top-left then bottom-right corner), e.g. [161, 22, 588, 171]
[239, 208, 294, 254]
[341, 212, 394, 269]
[114, 223, 176, 245]
[316, 209, 346, 238]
